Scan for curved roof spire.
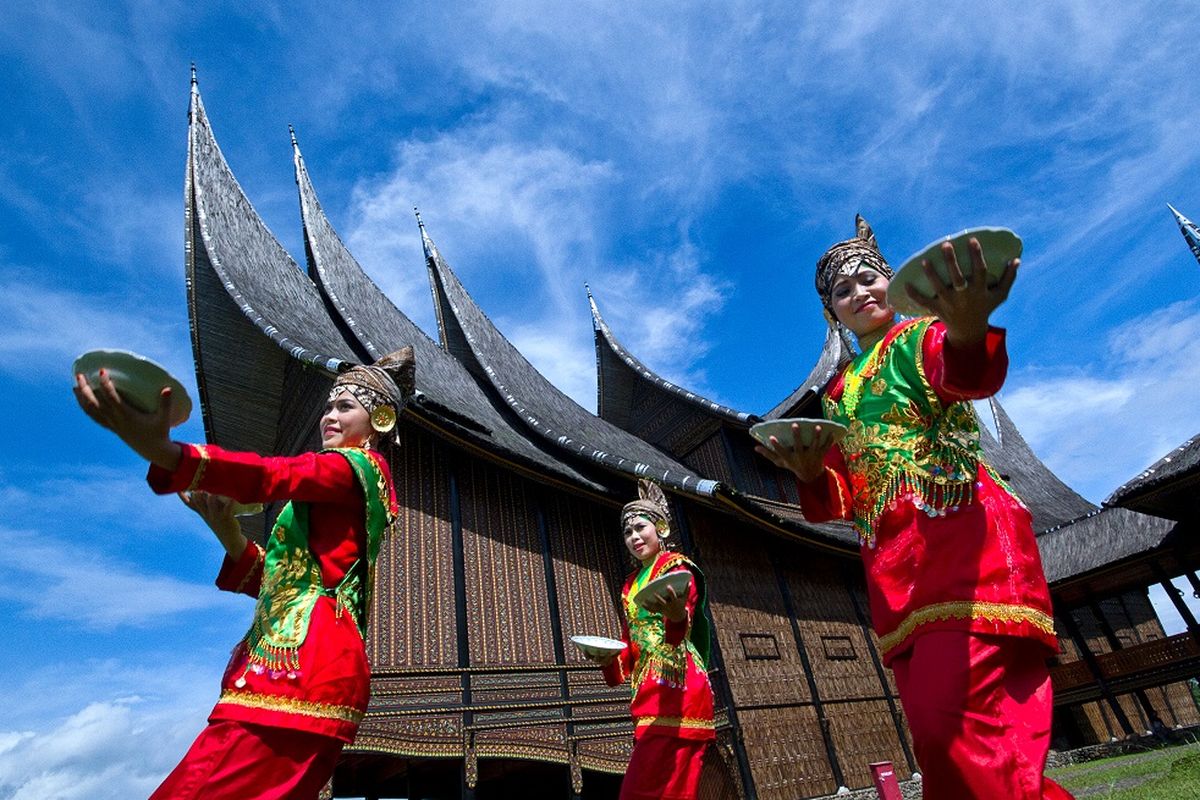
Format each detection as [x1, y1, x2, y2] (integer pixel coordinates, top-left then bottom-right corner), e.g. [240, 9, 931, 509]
[290, 146, 602, 490]
[587, 285, 752, 453]
[1168, 203, 1200, 266]
[419, 220, 716, 497]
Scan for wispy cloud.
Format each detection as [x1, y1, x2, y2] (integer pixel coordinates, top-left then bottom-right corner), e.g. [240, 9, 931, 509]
[1003, 300, 1200, 502]
[0, 525, 240, 629]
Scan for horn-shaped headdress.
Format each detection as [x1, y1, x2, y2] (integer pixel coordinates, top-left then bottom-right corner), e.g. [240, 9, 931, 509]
[328, 346, 416, 445]
[621, 479, 671, 536]
[814, 214, 893, 311]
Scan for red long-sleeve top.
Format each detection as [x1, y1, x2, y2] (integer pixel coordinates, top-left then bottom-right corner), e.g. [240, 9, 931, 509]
[147, 443, 396, 741]
[602, 551, 715, 741]
[796, 321, 1057, 665]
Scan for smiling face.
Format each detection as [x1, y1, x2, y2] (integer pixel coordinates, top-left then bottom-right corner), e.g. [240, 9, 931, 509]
[623, 515, 663, 564]
[320, 389, 373, 449]
[830, 264, 896, 339]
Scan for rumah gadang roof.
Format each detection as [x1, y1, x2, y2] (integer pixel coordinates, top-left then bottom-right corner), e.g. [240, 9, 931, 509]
[290, 131, 606, 494]
[418, 221, 861, 551]
[418, 221, 716, 499]
[588, 286, 754, 455]
[974, 397, 1098, 534]
[1105, 433, 1200, 521]
[186, 74, 362, 537]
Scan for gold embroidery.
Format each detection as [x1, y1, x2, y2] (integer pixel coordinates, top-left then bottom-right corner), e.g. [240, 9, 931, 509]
[217, 689, 364, 725]
[877, 601, 1056, 656]
[187, 444, 210, 491]
[870, 377, 887, 396]
[635, 715, 715, 730]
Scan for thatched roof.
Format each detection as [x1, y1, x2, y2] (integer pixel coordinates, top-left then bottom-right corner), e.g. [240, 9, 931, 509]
[291, 134, 607, 494]
[418, 221, 718, 499]
[976, 397, 1098, 533]
[1105, 432, 1200, 521]
[186, 78, 363, 537]
[588, 287, 753, 455]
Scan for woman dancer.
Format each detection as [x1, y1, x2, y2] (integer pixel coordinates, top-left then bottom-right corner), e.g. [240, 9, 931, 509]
[756, 217, 1071, 799]
[74, 349, 413, 800]
[586, 480, 715, 800]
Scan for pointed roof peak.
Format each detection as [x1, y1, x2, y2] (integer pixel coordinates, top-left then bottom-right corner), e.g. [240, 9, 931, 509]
[1167, 203, 1200, 267]
[288, 124, 299, 149]
[415, 209, 439, 260]
[585, 284, 604, 329]
[190, 63, 197, 86]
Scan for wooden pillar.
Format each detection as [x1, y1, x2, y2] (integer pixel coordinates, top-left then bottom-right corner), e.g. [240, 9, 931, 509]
[674, 507, 759, 800]
[1151, 562, 1200, 645]
[842, 563, 918, 773]
[771, 543, 845, 789]
[1087, 598, 1152, 728]
[447, 465, 476, 800]
[1184, 570, 1200, 603]
[532, 501, 580, 800]
[1060, 609, 1135, 736]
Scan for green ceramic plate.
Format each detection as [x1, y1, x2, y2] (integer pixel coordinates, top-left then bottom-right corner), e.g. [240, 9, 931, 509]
[73, 349, 193, 427]
[750, 418, 847, 451]
[886, 227, 1022, 317]
[569, 635, 627, 657]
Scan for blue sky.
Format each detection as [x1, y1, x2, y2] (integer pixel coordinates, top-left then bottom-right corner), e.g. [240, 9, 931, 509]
[3, 2, 1200, 796]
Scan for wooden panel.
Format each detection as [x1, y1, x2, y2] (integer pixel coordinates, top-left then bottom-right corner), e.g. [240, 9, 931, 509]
[544, 493, 627, 662]
[367, 423, 458, 669]
[459, 459, 557, 667]
[685, 433, 734, 485]
[690, 512, 810, 708]
[825, 699, 911, 789]
[738, 706, 835, 800]
[784, 552, 892, 703]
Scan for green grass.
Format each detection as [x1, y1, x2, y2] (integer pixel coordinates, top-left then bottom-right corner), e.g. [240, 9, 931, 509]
[1046, 743, 1200, 799]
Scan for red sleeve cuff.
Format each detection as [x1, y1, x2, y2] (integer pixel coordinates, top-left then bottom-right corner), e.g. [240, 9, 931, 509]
[147, 443, 209, 495]
[931, 325, 1008, 400]
[215, 541, 265, 596]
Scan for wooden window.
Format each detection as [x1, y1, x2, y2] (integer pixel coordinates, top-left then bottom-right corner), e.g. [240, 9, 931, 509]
[739, 633, 781, 661]
[821, 635, 857, 661]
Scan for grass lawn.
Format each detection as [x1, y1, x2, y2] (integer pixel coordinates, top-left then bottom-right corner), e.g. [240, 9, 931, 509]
[1046, 742, 1200, 799]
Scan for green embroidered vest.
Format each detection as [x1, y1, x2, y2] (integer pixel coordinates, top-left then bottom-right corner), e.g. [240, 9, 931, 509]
[623, 553, 712, 690]
[822, 318, 1002, 547]
[243, 448, 392, 674]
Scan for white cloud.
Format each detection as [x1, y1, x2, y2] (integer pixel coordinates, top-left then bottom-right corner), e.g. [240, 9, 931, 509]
[1003, 300, 1200, 502]
[0, 271, 192, 387]
[0, 659, 222, 800]
[0, 525, 240, 629]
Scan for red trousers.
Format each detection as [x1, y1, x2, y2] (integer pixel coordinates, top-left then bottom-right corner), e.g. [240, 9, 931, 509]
[892, 632, 1074, 800]
[620, 735, 709, 800]
[149, 720, 343, 800]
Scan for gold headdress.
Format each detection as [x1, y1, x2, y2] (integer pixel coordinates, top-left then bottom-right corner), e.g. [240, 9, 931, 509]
[328, 346, 416, 443]
[621, 479, 671, 537]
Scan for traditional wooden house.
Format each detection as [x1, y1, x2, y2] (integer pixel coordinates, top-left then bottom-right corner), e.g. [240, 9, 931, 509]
[182, 74, 1199, 800]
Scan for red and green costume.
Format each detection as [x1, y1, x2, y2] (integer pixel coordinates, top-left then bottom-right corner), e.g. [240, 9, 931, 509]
[796, 317, 1071, 799]
[603, 550, 715, 800]
[147, 443, 396, 799]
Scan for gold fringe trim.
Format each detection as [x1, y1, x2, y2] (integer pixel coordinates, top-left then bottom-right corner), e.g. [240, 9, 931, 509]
[635, 715, 715, 731]
[217, 689, 364, 725]
[877, 600, 1056, 656]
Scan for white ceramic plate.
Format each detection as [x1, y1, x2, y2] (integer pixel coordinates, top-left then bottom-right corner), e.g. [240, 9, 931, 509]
[886, 227, 1022, 317]
[632, 571, 693, 610]
[73, 349, 193, 427]
[569, 635, 627, 657]
[750, 418, 847, 451]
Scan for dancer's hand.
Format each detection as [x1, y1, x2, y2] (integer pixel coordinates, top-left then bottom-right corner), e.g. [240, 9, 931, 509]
[179, 491, 247, 561]
[754, 423, 837, 483]
[641, 582, 687, 623]
[904, 237, 1018, 347]
[582, 651, 617, 667]
[74, 370, 182, 471]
